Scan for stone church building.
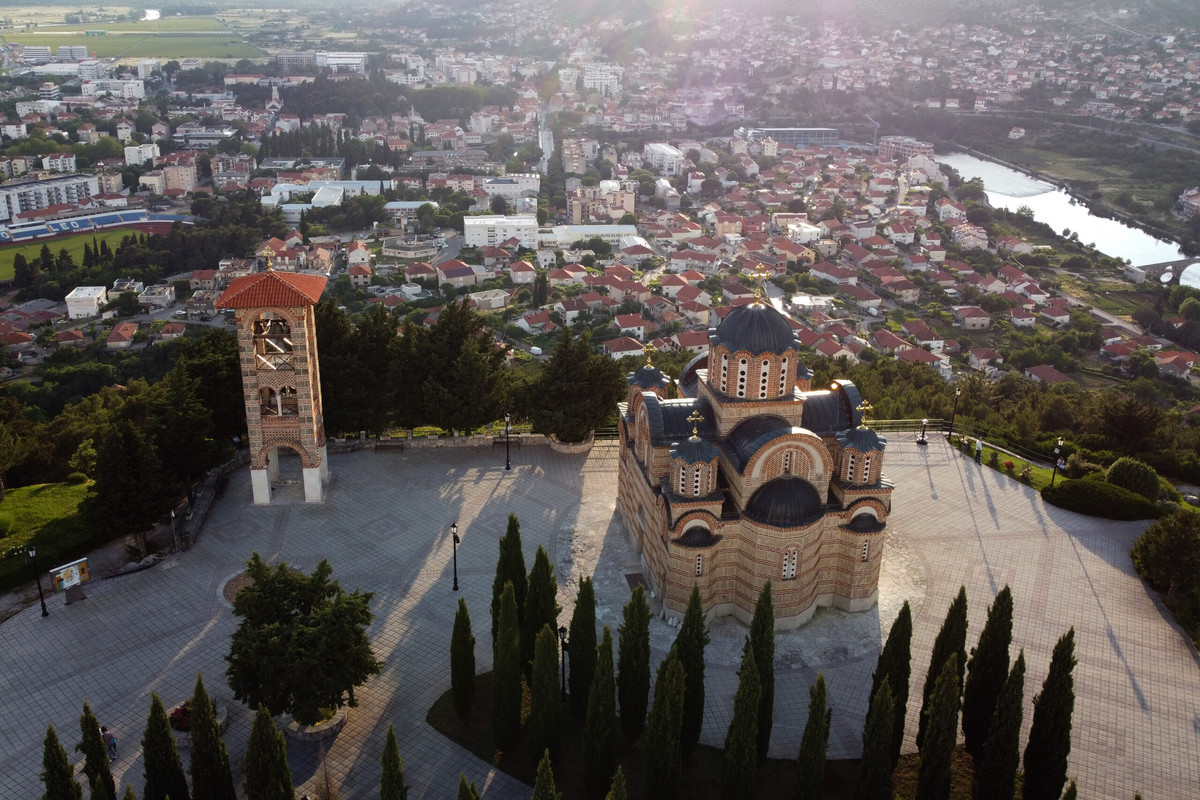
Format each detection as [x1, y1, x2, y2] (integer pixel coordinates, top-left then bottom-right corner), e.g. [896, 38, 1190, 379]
[616, 300, 893, 629]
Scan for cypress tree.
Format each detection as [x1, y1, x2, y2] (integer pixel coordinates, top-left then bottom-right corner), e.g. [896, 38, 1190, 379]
[528, 624, 562, 763]
[569, 576, 598, 718]
[532, 750, 563, 800]
[674, 583, 710, 761]
[123, 786, 137, 800]
[141, 693, 190, 800]
[1061, 781, 1077, 800]
[870, 600, 912, 770]
[381, 723, 409, 800]
[456, 774, 480, 800]
[451, 598, 477, 722]
[41, 724, 83, 800]
[915, 654, 961, 800]
[584, 627, 618, 795]
[491, 582, 523, 749]
[244, 705, 293, 800]
[1023, 628, 1077, 800]
[748, 581, 775, 764]
[606, 766, 628, 800]
[721, 644, 761, 800]
[852, 678, 894, 800]
[189, 673, 236, 800]
[794, 673, 832, 800]
[78, 701, 116, 800]
[643, 653, 686, 800]
[962, 586, 1013, 758]
[491, 513, 527, 646]
[917, 586, 968, 751]
[617, 585, 652, 741]
[522, 546, 559, 683]
[975, 652, 1026, 800]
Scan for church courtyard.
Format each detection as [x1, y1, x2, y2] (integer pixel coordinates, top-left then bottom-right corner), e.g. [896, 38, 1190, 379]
[0, 437, 1195, 798]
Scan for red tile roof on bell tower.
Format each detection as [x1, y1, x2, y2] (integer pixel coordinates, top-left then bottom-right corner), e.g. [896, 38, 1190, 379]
[216, 271, 327, 309]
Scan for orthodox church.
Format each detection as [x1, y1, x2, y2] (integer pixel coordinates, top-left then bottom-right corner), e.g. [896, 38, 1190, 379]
[616, 296, 893, 629]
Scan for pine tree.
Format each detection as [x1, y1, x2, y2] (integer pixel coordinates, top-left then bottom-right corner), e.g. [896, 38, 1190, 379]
[643, 653, 686, 800]
[141, 693, 189, 800]
[916, 654, 961, 800]
[569, 576, 598, 718]
[451, 598, 477, 722]
[794, 673, 832, 800]
[618, 585, 652, 741]
[975, 652, 1026, 800]
[456, 774, 480, 800]
[491, 582, 523, 750]
[380, 723, 409, 800]
[917, 586, 968, 751]
[584, 627, 618, 795]
[189, 674, 236, 800]
[674, 583, 709, 762]
[244, 705, 293, 800]
[721, 644, 761, 800]
[962, 586, 1013, 759]
[41, 724, 83, 800]
[532, 750, 563, 800]
[871, 600, 912, 770]
[748, 581, 775, 764]
[491, 513, 528, 646]
[605, 766, 628, 800]
[528, 624, 562, 763]
[77, 701, 116, 800]
[852, 678, 894, 800]
[522, 546, 559, 683]
[1023, 628, 1077, 800]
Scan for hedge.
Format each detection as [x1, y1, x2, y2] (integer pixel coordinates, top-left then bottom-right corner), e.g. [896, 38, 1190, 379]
[1041, 478, 1162, 521]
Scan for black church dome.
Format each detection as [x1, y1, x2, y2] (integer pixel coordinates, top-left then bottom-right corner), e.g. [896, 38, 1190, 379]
[744, 476, 824, 528]
[711, 303, 799, 356]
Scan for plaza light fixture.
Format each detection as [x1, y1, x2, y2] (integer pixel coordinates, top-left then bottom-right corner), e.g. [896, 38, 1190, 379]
[504, 413, 511, 471]
[27, 546, 48, 617]
[557, 624, 569, 702]
[947, 387, 963, 440]
[451, 523, 460, 592]
[1051, 437, 1066, 488]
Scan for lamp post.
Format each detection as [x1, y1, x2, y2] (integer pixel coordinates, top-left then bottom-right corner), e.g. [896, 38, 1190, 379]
[450, 523, 460, 592]
[27, 546, 48, 617]
[557, 624, 569, 702]
[918, 418, 929, 445]
[947, 387, 963, 440]
[504, 413, 511, 471]
[1051, 437, 1065, 488]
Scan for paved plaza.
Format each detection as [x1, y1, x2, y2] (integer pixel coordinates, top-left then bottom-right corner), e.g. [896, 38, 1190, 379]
[1, 436, 1198, 799]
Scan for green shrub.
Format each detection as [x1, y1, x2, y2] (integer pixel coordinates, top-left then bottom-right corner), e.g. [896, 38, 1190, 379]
[67, 472, 89, 485]
[1159, 477, 1183, 503]
[1064, 452, 1103, 479]
[1106, 457, 1160, 501]
[1042, 478, 1161, 521]
[987, 450, 1000, 468]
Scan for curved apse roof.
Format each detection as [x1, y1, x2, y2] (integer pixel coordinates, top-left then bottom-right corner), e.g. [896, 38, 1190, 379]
[725, 415, 792, 471]
[744, 476, 825, 528]
[710, 302, 799, 356]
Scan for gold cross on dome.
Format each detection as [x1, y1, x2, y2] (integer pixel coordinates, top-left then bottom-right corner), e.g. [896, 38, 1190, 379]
[752, 264, 771, 304]
[686, 409, 704, 439]
[856, 400, 874, 429]
[642, 341, 657, 367]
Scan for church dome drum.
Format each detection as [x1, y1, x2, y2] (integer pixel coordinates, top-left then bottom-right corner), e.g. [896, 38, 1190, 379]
[710, 303, 799, 356]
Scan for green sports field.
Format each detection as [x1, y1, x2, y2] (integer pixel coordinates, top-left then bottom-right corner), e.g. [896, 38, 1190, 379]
[0, 229, 138, 281]
[4, 31, 262, 59]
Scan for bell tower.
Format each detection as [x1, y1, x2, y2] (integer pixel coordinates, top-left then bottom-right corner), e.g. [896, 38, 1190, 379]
[216, 270, 329, 504]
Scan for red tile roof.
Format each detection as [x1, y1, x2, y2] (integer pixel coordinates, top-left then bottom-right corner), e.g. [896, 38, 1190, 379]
[217, 271, 327, 309]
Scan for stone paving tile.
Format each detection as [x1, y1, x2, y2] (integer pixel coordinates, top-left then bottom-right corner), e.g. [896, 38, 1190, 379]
[1, 438, 1198, 799]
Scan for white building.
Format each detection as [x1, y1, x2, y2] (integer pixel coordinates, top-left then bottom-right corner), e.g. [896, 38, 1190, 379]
[81, 79, 146, 99]
[42, 152, 77, 173]
[643, 143, 685, 176]
[463, 215, 539, 249]
[125, 143, 159, 167]
[65, 286, 108, 319]
[478, 173, 541, 202]
[541, 224, 638, 249]
[0, 174, 99, 223]
[315, 51, 367, 73]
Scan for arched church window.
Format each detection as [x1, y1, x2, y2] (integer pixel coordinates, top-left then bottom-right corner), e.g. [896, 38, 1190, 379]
[779, 357, 788, 396]
[279, 386, 299, 416]
[782, 451, 792, 475]
[693, 466, 702, 496]
[846, 452, 856, 481]
[862, 455, 872, 483]
[720, 353, 729, 393]
[259, 387, 278, 416]
[678, 466, 687, 495]
[737, 359, 748, 398]
[759, 359, 770, 399]
[253, 315, 295, 371]
[782, 548, 798, 580]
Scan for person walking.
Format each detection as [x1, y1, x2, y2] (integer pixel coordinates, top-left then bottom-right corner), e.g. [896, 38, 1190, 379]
[101, 726, 117, 759]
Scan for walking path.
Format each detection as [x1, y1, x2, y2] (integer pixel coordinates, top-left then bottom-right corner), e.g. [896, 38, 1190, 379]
[0, 437, 1196, 798]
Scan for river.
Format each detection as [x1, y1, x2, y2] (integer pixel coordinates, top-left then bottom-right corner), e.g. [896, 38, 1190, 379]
[937, 152, 1186, 268]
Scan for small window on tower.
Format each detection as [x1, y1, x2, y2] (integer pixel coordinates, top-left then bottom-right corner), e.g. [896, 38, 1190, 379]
[861, 541, 870, 562]
[695, 554, 704, 576]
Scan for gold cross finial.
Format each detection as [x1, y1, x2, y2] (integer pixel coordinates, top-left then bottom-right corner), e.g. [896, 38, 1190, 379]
[686, 409, 704, 439]
[642, 341, 657, 367]
[752, 263, 771, 304]
[266, 252, 274, 272]
[856, 400, 874, 429]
